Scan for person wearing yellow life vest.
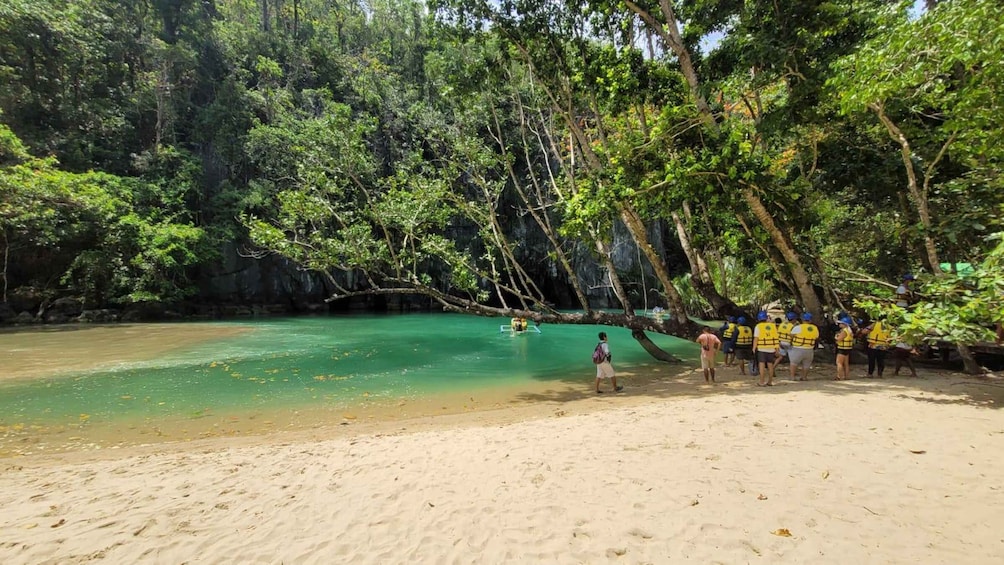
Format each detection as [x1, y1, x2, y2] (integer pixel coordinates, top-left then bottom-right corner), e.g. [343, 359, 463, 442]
[788, 312, 819, 381]
[834, 316, 855, 381]
[719, 316, 738, 366]
[752, 311, 779, 386]
[775, 311, 797, 367]
[733, 316, 754, 376]
[859, 318, 892, 377]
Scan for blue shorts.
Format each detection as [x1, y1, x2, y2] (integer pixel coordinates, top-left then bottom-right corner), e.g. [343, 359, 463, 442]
[721, 341, 735, 353]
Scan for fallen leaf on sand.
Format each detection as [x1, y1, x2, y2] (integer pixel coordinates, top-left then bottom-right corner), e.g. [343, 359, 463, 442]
[909, 450, 927, 454]
[772, 528, 792, 537]
[51, 519, 65, 528]
[757, 494, 768, 500]
[822, 470, 830, 479]
[690, 499, 699, 506]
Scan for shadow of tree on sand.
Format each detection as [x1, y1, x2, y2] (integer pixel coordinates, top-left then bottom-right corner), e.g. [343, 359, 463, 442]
[515, 361, 1004, 410]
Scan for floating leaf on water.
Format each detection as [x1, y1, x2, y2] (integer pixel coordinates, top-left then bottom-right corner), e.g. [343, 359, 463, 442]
[79, 414, 90, 421]
[120, 395, 133, 400]
[209, 361, 218, 368]
[771, 528, 792, 537]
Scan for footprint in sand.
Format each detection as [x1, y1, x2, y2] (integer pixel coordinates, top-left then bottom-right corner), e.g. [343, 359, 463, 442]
[627, 527, 654, 540]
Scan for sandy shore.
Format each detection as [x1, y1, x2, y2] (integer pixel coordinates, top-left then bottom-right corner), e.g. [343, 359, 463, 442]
[2, 364, 1003, 564]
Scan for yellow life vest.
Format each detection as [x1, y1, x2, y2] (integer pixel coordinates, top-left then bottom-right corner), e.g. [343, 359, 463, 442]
[778, 321, 794, 342]
[836, 327, 855, 349]
[735, 325, 753, 346]
[791, 324, 819, 348]
[722, 323, 737, 339]
[867, 322, 891, 349]
[754, 322, 779, 349]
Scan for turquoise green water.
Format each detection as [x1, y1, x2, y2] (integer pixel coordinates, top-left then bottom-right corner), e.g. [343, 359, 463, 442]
[0, 313, 698, 452]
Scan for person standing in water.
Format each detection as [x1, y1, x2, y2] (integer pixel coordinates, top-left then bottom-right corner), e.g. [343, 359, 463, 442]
[594, 332, 622, 394]
[696, 326, 722, 383]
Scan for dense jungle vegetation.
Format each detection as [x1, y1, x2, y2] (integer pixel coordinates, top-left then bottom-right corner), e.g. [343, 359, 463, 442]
[1, 0, 1002, 368]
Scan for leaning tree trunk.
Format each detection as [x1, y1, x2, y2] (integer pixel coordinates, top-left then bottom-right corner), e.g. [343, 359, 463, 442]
[632, 329, 679, 362]
[672, 210, 743, 316]
[871, 103, 943, 275]
[956, 344, 982, 375]
[742, 185, 822, 316]
[618, 203, 689, 323]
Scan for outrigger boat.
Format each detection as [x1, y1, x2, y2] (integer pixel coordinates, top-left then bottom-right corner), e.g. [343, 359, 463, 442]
[500, 317, 541, 334]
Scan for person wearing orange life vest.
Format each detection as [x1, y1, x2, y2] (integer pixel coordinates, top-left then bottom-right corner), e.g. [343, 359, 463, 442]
[859, 318, 892, 377]
[834, 316, 855, 381]
[733, 316, 754, 376]
[752, 311, 779, 386]
[788, 312, 819, 381]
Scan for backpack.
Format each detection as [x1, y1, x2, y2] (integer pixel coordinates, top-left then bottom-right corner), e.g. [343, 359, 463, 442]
[592, 342, 606, 364]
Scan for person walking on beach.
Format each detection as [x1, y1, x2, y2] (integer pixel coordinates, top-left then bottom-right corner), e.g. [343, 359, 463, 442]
[593, 332, 622, 394]
[696, 326, 722, 383]
[733, 316, 754, 375]
[719, 316, 737, 366]
[788, 312, 819, 381]
[776, 311, 797, 374]
[859, 318, 892, 377]
[891, 341, 919, 377]
[752, 311, 779, 386]
[834, 316, 854, 380]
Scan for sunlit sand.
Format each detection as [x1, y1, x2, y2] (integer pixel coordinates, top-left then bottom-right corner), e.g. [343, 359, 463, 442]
[1, 360, 1002, 564]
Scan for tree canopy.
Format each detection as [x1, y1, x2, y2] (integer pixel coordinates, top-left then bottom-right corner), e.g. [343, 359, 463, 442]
[2, 0, 1002, 370]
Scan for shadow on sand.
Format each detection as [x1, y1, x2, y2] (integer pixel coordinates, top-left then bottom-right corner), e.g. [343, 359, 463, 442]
[516, 360, 1004, 410]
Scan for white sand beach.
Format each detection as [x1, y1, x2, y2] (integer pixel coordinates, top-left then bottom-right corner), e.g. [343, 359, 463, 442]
[2, 365, 1003, 564]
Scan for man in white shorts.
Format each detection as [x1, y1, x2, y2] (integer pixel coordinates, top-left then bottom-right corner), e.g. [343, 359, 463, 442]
[594, 332, 622, 393]
[696, 326, 722, 383]
[788, 312, 819, 381]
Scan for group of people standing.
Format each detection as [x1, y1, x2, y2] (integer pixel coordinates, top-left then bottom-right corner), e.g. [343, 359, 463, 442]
[594, 274, 923, 393]
[702, 305, 917, 384]
[708, 310, 821, 385]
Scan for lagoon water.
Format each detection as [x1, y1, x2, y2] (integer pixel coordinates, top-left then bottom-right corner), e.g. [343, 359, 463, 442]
[0, 313, 697, 455]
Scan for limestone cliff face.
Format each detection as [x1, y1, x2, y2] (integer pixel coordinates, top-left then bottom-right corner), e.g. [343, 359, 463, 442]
[195, 213, 676, 314]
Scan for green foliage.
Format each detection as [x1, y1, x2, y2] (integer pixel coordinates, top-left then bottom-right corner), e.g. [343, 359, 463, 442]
[856, 232, 1004, 347]
[0, 125, 207, 305]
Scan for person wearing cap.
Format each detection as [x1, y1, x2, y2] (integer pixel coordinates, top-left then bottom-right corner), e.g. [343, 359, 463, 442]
[733, 316, 754, 375]
[834, 316, 855, 380]
[752, 311, 779, 386]
[788, 312, 820, 381]
[719, 316, 738, 367]
[895, 274, 916, 308]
